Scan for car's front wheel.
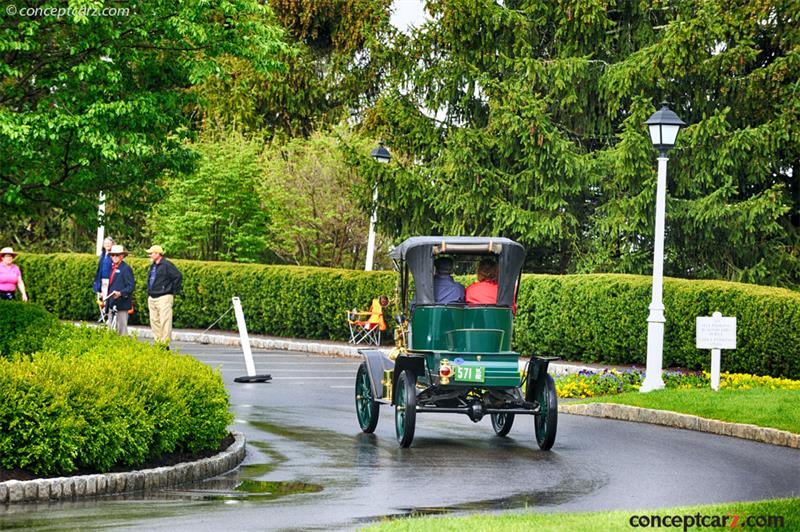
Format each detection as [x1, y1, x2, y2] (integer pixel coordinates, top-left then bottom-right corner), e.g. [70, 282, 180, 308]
[395, 370, 417, 448]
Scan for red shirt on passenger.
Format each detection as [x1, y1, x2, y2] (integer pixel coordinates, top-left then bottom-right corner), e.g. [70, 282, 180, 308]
[465, 280, 498, 305]
[466, 280, 517, 314]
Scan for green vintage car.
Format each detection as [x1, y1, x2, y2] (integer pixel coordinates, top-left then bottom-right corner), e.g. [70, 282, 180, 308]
[355, 236, 558, 449]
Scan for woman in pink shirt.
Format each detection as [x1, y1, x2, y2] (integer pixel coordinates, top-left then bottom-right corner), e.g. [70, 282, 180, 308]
[0, 247, 28, 301]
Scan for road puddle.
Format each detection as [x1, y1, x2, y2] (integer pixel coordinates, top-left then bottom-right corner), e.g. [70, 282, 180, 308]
[235, 479, 323, 497]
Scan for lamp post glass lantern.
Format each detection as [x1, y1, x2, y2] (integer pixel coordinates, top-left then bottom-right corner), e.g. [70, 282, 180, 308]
[365, 142, 390, 271]
[640, 103, 684, 393]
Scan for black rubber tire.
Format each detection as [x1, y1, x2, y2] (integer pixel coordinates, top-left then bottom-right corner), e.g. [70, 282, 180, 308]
[355, 362, 380, 433]
[534, 373, 558, 450]
[491, 412, 515, 437]
[395, 370, 417, 448]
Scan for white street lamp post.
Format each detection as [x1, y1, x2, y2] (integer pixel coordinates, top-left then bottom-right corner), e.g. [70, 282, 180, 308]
[95, 191, 106, 256]
[366, 142, 391, 271]
[640, 103, 685, 393]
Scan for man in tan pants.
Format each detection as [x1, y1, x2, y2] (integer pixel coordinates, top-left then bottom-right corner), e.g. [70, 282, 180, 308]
[146, 245, 183, 348]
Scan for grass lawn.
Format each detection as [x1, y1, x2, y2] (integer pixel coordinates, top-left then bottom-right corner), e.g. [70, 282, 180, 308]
[576, 387, 800, 434]
[365, 498, 800, 531]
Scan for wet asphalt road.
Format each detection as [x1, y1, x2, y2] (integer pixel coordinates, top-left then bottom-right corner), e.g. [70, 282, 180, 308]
[1, 342, 798, 531]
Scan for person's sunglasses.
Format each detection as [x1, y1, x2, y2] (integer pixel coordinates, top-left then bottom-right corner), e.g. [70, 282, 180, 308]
[110, 253, 121, 256]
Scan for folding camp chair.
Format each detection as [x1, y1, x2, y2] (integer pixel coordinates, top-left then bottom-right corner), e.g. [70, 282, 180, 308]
[347, 297, 388, 346]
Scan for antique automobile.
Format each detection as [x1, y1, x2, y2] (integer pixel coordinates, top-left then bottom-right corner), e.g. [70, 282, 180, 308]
[354, 236, 558, 449]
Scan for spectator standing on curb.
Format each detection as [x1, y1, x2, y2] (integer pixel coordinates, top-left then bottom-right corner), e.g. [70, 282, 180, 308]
[0, 247, 28, 301]
[107, 245, 135, 335]
[93, 236, 114, 301]
[146, 245, 182, 348]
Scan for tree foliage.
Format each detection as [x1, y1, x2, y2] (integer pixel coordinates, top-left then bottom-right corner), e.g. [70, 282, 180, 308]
[260, 127, 384, 268]
[145, 133, 272, 263]
[192, 0, 395, 137]
[0, 0, 287, 229]
[364, 0, 799, 287]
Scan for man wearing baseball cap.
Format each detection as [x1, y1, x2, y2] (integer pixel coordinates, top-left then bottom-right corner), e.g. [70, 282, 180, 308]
[146, 245, 183, 348]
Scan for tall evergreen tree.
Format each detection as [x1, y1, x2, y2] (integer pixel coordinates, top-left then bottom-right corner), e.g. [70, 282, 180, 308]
[363, 0, 799, 286]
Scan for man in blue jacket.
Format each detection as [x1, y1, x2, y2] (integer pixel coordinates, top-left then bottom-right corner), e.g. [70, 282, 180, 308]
[107, 245, 135, 335]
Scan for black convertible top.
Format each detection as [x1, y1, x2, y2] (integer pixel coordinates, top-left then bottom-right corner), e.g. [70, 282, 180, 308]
[390, 236, 525, 308]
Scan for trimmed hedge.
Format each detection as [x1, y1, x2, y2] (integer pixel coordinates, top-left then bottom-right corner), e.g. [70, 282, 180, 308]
[16, 253, 395, 340]
[0, 301, 60, 357]
[0, 301, 232, 476]
[13, 254, 800, 379]
[514, 274, 800, 379]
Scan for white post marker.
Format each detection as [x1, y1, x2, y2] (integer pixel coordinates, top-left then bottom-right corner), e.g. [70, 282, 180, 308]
[95, 191, 106, 256]
[232, 297, 272, 383]
[365, 185, 378, 271]
[696, 312, 736, 391]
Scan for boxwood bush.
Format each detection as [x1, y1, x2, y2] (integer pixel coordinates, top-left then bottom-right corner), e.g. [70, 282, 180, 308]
[15, 253, 396, 340]
[13, 254, 800, 379]
[0, 301, 231, 476]
[514, 274, 800, 379]
[0, 301, 61, 357]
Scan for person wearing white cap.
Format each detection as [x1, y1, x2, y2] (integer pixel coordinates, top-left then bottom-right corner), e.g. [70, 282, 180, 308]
[107, 245, 135, 335]
[0, 247, 27, 302]
[146, 245, 182, 348]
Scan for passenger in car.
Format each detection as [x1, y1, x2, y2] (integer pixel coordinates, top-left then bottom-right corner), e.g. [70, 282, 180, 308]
[466, 257, 517, 313]
[465, 257, 499, 305]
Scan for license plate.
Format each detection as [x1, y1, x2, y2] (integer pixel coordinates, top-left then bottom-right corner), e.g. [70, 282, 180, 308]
[454, 365, 485, 383]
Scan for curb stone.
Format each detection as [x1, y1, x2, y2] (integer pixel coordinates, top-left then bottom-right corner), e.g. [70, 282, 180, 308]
[560, 403, 800, 449]
[0, 431, 246, 505]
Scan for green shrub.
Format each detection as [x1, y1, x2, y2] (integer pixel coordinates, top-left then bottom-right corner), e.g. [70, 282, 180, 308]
[13, 255, 800, 379]
[0, 301, 62, 357]
[15, 253, 396, 339]
[515, 274, 800, 379]
[0, 309, 231, 476]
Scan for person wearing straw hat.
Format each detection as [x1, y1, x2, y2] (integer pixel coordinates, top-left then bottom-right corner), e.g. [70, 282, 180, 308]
[145, 244, 182, 348]
[107, 244, 135, 335]
[0, 247, 28, 302]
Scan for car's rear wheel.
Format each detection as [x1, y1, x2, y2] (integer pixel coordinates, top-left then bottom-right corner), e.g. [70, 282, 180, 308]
[395, 370, 417, 448]
[491, 412, 515, 436]
[355, 362, 379, 433]
[534, 373, 558, 450]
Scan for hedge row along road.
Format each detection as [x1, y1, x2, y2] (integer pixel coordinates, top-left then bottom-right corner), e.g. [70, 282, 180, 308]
[15, 253, 800, 379]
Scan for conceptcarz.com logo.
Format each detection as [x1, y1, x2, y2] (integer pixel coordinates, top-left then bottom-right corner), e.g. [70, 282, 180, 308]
[629, 513, 785, 530]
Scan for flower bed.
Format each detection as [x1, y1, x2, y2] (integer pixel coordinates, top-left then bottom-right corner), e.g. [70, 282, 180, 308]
[556, 369, 800, 398]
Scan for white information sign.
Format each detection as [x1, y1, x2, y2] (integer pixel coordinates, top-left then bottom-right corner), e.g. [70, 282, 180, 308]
[696, 313, 737, 350]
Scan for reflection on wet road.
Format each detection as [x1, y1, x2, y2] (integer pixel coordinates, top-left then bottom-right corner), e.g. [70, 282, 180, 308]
[1, 342, 798, 531]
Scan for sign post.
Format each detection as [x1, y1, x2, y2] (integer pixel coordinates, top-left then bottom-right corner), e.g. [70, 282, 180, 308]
[696, 312, 736, 391]
[232, 296, 272, 383]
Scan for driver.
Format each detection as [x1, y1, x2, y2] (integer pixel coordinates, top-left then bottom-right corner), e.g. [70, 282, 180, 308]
[411, 256, 465, 311]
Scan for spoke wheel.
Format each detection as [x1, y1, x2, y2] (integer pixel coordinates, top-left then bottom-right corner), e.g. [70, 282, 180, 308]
[395, 370, 417, 448]
[490, 413, 515, 437]
[355, 362, 379, 433]
[534, 373, 558, 450]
